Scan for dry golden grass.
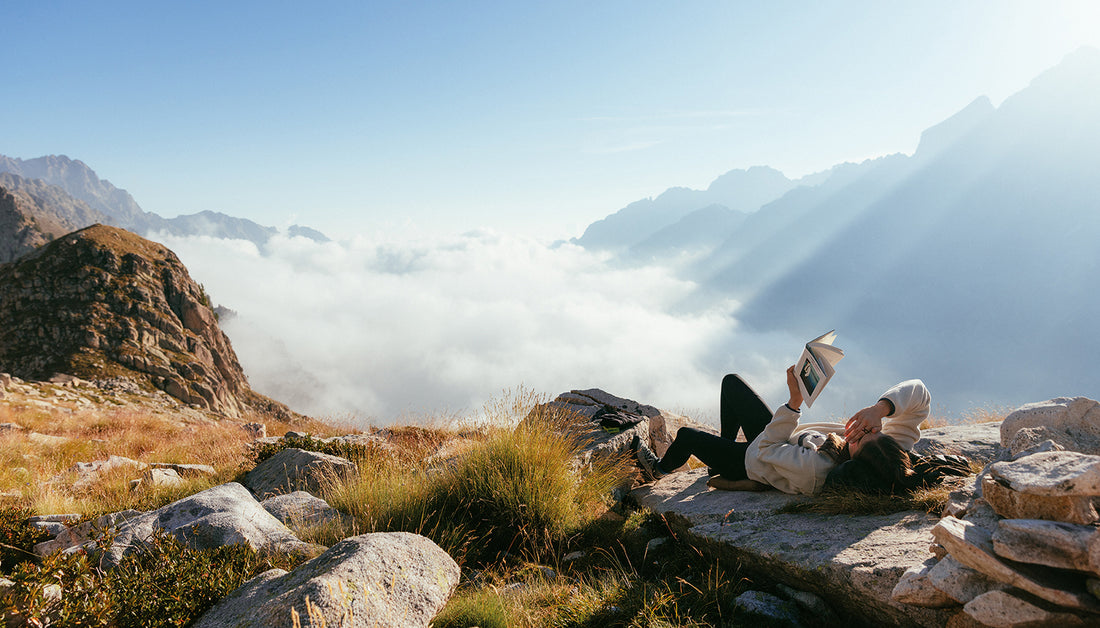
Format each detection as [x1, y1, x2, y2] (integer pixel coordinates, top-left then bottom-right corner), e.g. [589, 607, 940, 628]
[0, 401, 262, 515]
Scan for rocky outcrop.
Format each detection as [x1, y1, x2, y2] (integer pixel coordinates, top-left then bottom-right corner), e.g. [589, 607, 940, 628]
[891, 397, 1100, 626]
[0, 224, 273, 417]
[192, 532, 460, 628]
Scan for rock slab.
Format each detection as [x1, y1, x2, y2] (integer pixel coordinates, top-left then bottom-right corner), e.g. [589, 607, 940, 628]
[632, 469, 954, 627]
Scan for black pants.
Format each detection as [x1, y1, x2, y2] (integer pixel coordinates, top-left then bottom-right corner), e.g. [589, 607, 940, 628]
[657, 374, 773, 479]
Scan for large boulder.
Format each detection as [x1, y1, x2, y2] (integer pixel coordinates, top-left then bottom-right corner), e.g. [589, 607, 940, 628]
[94, 482, 316, 568]
[243, 448, 357, 499]
[192, 532, 460, 628]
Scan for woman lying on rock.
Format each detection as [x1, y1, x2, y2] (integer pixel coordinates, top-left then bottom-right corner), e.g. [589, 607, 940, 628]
[633, 365, 931, 495]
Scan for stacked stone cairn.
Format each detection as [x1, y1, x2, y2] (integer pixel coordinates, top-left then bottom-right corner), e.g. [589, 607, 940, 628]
[893, 397, 1100, 627]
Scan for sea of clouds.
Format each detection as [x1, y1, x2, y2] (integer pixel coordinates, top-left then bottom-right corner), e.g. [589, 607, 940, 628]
[153, 230, 892, 428]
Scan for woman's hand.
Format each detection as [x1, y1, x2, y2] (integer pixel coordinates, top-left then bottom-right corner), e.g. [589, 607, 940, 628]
[785, 365, 803, 410]
[844, 399, 891, 441]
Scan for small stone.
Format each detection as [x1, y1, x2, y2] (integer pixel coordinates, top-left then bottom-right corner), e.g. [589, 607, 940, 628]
[892, 557, 961, 607]
[149, 462, 215, 477]
[777, 583, 837, 623]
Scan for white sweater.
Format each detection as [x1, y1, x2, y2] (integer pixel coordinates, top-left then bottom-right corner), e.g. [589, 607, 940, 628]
[744, 379, 931, 495]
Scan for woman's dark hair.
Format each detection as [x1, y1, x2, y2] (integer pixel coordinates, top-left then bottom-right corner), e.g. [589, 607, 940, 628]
[825, 434, 916, 494]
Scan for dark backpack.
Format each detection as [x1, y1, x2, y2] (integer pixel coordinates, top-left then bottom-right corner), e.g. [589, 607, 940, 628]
[592, 405, 645, 433]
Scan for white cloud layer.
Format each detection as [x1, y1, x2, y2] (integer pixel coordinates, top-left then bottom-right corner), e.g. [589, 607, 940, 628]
[153, 230, 885, 428]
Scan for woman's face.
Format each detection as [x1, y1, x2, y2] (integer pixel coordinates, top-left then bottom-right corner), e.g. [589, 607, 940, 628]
[847, 430, 882, 457]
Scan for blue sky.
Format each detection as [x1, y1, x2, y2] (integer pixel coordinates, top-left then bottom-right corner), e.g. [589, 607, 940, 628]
[7, 1, 1100, 239]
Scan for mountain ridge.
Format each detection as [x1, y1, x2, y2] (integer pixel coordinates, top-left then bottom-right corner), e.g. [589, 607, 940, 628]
[0, 154, 330, 251]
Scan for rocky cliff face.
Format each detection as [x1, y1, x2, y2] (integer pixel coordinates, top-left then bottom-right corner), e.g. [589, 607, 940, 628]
[0, 225, 256, 417]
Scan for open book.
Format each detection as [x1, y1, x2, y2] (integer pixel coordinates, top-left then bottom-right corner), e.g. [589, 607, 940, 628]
[795, 330, 844, 408]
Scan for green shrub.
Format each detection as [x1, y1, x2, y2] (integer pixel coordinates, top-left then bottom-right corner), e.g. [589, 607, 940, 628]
[2, 530, 309, 627]
[0, 506, 49, 573]
[252, 434, 380, 464]
[432, 590, 511, 628]
[326, 408, 629, 566]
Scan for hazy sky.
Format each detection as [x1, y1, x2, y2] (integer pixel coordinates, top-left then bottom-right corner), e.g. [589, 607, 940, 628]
[7, 1, 1100, 239]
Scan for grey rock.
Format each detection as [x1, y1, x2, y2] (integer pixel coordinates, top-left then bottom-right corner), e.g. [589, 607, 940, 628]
[241, 421, 266, 440]
[192, 532, 460, 628]
[989, 451, 1100, 495]
[95, 482, 314, 568]
[243, 447, 357, 499]
[926, 555, 1005, 604]
[33, 509, 143, 557]
[891, 557, 959, 608]
[132, 467, 186, 490]
[149, 462, 215, 477]
[28, 521, 69, 538]
[991, 518, 1097, 573]
[1011, 437, 1067, 460]
[777, 583, 839, 624]
[963, 589, 1086, 627]
[66, 455, 147, 490]
[1001, 397, 1100, 455]
[540, 388, 716, 474]
[983, 451, 1100, 523]
[733, 590, 803, 627]
[261, 491, 345, 527]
